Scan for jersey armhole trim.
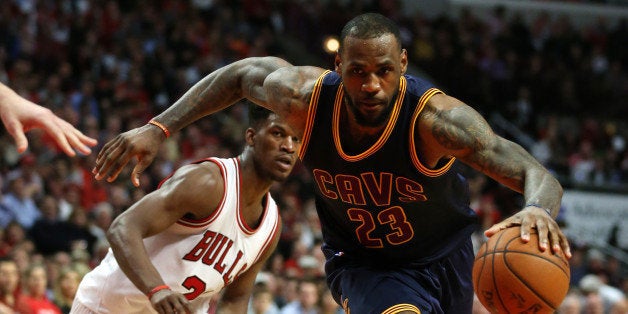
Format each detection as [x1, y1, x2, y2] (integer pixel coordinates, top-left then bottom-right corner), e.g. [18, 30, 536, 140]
[298, 70, 331, 160]
[409, 89, 456, 177]
[252, 211, 281, 264]
[176, 157, 227, 228]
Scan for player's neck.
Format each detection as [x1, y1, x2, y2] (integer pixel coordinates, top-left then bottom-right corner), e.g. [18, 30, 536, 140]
[237, 154, 273, 197]
[340, 105, 386, 152]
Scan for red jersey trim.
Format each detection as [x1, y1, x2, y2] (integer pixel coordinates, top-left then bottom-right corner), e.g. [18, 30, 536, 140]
[176, 157, 228, 228]
[409, 88, 456, 177]
[252, 211, 281, 264]
[333, 76, 407, 162]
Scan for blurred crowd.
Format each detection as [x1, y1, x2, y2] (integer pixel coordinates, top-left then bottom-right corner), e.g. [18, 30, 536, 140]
[0, 0, 626, 313]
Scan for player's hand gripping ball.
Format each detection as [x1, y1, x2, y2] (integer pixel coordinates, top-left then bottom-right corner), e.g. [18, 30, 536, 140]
[473, 226, 570, 314]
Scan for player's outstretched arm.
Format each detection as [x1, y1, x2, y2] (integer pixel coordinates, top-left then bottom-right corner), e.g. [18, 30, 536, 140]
[418, 93, 570, 258]
[0, 82, 97, 156]
[94, 56, 293, 186]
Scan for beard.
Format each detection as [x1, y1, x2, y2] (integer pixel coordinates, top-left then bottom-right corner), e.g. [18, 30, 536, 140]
[344, 91, 397, 128]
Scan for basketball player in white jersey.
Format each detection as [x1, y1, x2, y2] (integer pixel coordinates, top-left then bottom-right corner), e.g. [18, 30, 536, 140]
[71, 105, 301, 314]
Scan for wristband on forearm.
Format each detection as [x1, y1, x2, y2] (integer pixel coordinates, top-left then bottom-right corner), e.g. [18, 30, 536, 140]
[148, 120, 171, 138]
[147, 285, 171, 299]
[525, 203, 552, 216]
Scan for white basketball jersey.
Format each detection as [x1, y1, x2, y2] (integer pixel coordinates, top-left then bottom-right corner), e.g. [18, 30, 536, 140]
[73, 157, 281, 314]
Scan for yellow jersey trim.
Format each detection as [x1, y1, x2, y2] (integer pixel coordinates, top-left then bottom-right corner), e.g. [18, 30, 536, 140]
[409, 88, 456, 177]
[382, 303, 421, 314]
[298, 70, 331, 160]
[333, 76, 407, 162]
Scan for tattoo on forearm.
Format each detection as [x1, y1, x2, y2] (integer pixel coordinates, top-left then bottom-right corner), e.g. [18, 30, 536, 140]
[470, 149, 524, 182]
[430, 106, 524, 183]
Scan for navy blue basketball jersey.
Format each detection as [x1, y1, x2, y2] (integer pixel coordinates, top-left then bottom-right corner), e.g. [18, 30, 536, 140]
[299, 71, 479, 265]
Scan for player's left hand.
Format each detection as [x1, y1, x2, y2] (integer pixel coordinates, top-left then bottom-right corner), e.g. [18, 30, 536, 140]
[484, 205, 571, 258]
[150, 289, 192, 314]
[93, 123, 164, 187]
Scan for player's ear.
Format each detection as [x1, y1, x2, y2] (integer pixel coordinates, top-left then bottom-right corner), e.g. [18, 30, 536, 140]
[400, 49, 408, 75]
[245, 128, 256, 146]
[334, 53, 342, 74]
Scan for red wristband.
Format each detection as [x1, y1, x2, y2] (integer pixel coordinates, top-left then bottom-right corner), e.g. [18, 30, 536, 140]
[148, 120, 171, 138]
[147, 285, 170, 299]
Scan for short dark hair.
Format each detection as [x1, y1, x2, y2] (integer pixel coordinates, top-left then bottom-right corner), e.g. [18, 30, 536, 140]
[0, 256, 17, 265]
[339, 13, 401, 52]
[248, 103, 274, 129]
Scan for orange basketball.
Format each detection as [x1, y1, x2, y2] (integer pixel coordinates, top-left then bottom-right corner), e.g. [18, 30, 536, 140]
[473, 226, 570, 314]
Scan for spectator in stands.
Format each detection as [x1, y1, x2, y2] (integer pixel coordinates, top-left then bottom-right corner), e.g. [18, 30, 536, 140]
[274, 277, 299, 309]
[62, 209, 96, 257]
[86, 201, 114, 246]
[586, 249, 609, 276]
[1, 175, 41, 230]
[569, 140, 597, 184]
[7, 241, 36, 276]
[0, 257, 21, 313]
[279, 279, 320, 314]
[568, 244, 589, 287]
[248, 282, 280, 314]
[15, 263, 62, 314]
[52, 266, 82, 314]
[43, 159, 75, 220]
[557, 290, 582, 314]
[0, 221, 30, 258]
[0, 198, 15, 231]
[28, 197, 97, 259]
[606, 256, 624, 288]
[29, 195, 67, 255]
[580, 273, 627, 313]
[319, 288, 343, 314]
[581, 289, 606, 314]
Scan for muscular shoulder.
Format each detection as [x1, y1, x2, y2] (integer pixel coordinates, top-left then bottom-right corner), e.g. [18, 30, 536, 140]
[265, 65, 327, 88]
[158, 161, 225, 219]
[417, 93, 496, 159]
[263, 66, 328, 132]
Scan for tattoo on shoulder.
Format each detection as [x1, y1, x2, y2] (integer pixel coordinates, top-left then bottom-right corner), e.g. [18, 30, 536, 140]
[428, 106, 490, 151]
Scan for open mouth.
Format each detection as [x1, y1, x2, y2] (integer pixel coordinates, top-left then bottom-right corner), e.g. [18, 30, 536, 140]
[275, 156, 293, 170]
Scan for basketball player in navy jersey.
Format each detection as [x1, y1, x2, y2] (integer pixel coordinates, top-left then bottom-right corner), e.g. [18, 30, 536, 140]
[93, 13, 571, 313]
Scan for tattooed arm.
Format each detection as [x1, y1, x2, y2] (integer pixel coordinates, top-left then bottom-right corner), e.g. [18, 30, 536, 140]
[148, 57, 299, 132]
[94, 57, 324, 185]
[417, 93, 570, 257]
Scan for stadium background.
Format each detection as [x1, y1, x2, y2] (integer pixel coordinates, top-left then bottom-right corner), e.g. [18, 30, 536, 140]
[0, 0, 626, 312]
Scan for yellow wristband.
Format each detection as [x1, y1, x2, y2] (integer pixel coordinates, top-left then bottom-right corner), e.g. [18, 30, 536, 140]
[148, 120, 170, 138]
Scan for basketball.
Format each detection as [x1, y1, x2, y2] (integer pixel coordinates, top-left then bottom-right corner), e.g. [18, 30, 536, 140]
[473, 226, 570, 313]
